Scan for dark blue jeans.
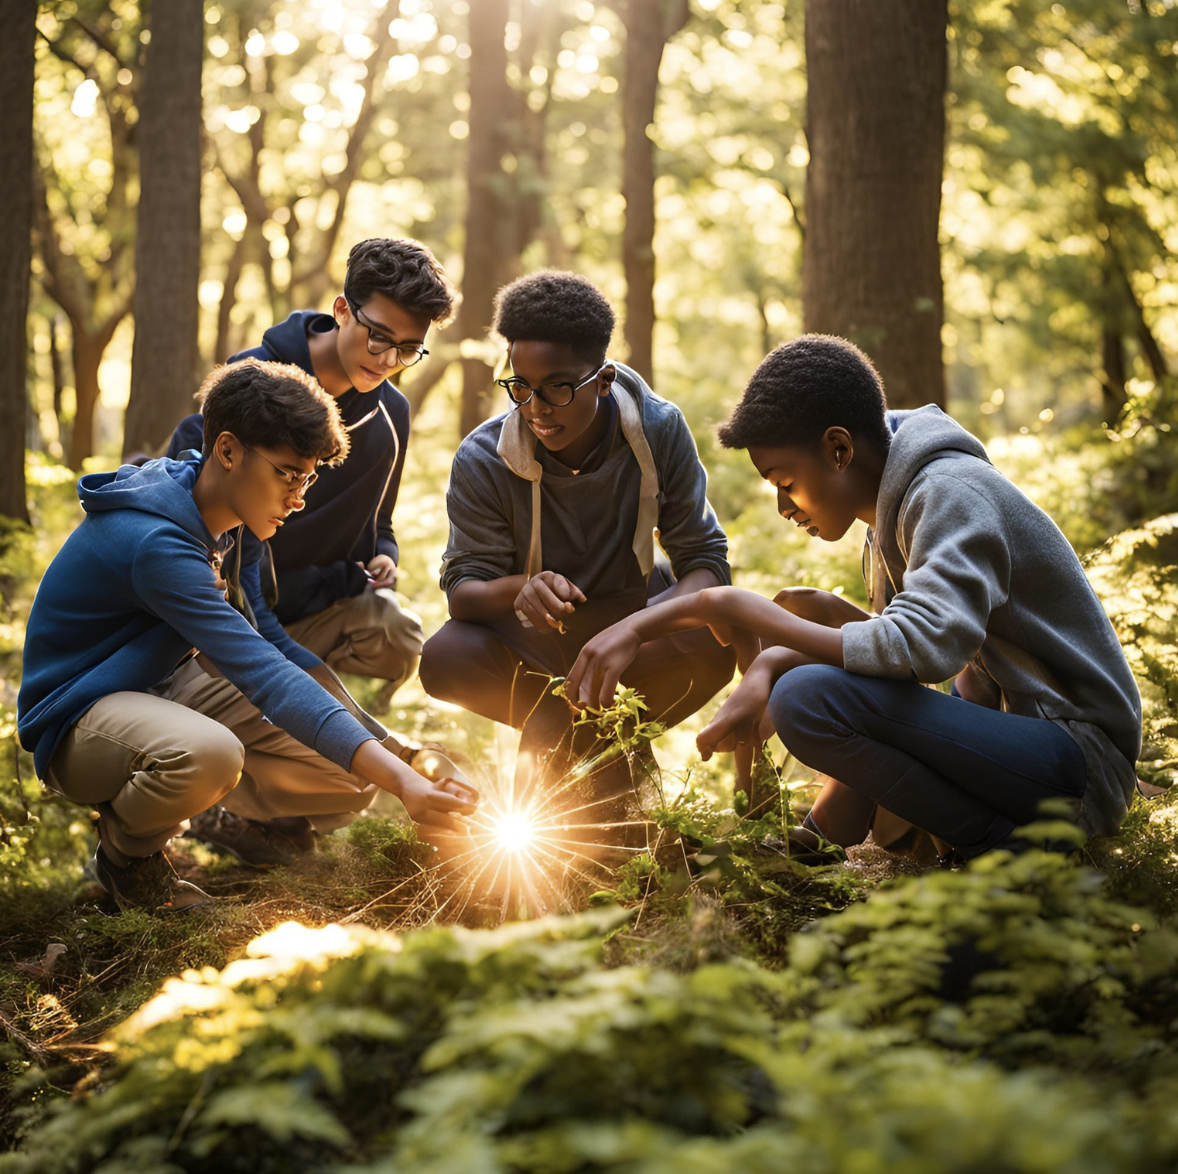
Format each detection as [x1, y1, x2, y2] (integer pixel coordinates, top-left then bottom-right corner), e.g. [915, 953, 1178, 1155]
[769, 665, 1088, 857]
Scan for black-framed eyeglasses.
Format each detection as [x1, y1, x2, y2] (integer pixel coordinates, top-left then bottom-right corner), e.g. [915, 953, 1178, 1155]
[346, 298, 429, 366]
[243, 445, 319, 494]
[496, 364, 606, 408]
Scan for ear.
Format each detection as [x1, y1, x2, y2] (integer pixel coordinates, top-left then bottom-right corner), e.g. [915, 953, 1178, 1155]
[212, 431, 239, 472]
[332, 294, 350, 326]
[598, 363, 616, 396]
[823, 426, 854, 472]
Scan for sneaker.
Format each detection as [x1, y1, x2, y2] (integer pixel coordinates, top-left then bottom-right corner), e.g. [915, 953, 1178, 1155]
[90, 845, 212, 913]
[184, 806, 316, 868]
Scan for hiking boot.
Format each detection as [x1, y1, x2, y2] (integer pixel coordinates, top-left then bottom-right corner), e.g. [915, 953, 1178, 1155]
[185, 806, 317, 868]
[90, 845, 212, 913]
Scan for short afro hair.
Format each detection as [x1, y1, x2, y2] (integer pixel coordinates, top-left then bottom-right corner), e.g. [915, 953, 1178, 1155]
[343, 238, 457, 325]
[718, 335, 891, 454]
[199, 359, 349, 467]
[492, 270, 615, 367]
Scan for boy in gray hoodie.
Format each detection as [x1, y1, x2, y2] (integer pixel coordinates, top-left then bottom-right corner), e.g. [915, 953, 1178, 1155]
[419, 271, 735, 830]
[565, 335, 1141, 860]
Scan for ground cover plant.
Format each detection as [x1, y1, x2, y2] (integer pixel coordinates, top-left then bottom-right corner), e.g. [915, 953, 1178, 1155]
[3, 422, 1178, 1169]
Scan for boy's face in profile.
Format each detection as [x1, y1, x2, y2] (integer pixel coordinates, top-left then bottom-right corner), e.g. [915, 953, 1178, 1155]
[505, 340, 613, 466]
[748, 435, 863, 542]
[226, 438, 316, 541]
[333, 292, 433, 394]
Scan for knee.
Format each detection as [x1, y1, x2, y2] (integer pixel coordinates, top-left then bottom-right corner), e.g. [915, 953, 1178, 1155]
[768, 663, 850, 750]
[195, 727, 246, 803]
[419, 622, 479, 702]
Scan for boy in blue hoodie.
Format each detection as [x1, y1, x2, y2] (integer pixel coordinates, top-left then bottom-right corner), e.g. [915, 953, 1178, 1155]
[166, 238, 455, 690]
[565, 335, 1141, 861]
[419, 271, 735, 832]
[19, 360, 476, 912]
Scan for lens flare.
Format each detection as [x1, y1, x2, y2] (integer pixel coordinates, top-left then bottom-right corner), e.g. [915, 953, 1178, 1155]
[494, 812, 536, 852]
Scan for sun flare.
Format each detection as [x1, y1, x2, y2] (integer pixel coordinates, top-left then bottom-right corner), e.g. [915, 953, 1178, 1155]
[493, 812, 537, 853]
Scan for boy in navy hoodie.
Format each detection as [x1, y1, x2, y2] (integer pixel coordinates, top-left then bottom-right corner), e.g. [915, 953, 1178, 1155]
[419, 271, 735, 833]
[166, 237, 455, 691]
[19, 360, 476, 912]
[565, 335, 1141, 861]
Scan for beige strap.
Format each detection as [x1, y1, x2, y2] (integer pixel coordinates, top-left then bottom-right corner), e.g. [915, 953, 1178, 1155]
[496, 387, 659, 580]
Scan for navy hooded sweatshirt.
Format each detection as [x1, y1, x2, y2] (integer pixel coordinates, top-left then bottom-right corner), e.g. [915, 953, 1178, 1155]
[166, 310, 411, 625]
[17, 456, 375, 780]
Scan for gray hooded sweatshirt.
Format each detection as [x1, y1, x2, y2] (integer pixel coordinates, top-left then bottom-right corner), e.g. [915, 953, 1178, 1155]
[840, 405, 1141, 838]
[440, 362, 730, 599]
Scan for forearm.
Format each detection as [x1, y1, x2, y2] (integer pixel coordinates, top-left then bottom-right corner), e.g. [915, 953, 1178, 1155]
[774, 586, 872, 628]
[349, 738, 419, 798]
[448, 575, 529, 622]
[630, 585, 844, 666]
[647, 566, 721, 606]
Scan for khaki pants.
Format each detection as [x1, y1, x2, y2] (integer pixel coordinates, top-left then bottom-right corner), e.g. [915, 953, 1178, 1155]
[47, 691, 245, 860]
[47, 660, 379, 860]
[285, 587, 424, 691]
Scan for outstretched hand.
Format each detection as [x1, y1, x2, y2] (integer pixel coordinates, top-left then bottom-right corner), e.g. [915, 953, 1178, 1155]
[514, 571, 586, 631]
[696, 662, 778, 761]
[398, 769, 480, 837]
[564, 618, 642, 709]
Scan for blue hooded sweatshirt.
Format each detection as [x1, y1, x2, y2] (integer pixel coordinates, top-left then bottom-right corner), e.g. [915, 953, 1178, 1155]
[17, 456, 375, 780]
[166, 310, 410, 625]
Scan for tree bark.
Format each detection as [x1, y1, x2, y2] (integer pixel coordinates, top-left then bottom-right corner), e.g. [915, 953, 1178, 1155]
[457, 0, 515, 439]
[618, 0, 688, 384]
[123, 0, 204, 459]
[803, 0, 947, 409]
[0, 1, 36, 524]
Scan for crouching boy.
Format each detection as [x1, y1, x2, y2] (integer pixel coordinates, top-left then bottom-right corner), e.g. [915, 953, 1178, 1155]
[566, 335, 1141, 861]
[419, 271, 735, 833]
[18, 360, 476, 912]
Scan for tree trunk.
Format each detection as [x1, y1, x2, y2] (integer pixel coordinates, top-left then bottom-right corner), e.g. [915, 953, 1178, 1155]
[457, 0, 515, 440]
[123, 0, 204, 460]
[803, 0, 947, 409]
[70, 331, 111, 470]
[618, 0, 688, 384]
[1100, 327, 1127, 424]
[0, 2, 36, 525]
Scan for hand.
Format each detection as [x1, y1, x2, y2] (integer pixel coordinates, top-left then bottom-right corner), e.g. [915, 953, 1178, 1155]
[397, 764, 479, 836]
[350, 741, 478, 837]
[564, 618, 642, 709]
[696, 662, 778, 761]
[514, 571, 585, 631]
[366, 554, 398, 589]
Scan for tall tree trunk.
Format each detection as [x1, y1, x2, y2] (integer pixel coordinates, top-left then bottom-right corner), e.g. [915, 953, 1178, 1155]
[1100, 327, 1127, 424]
[123, 0, 204, 460]
[70, 331, 114, 471]
[0, 1, 36, 525]
[457, 0, 515, 439]
[803, 0, 947, 409]
[618, 0, 688, 384]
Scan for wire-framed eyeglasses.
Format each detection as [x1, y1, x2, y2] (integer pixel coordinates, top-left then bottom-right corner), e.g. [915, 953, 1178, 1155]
[346, 298, 429, 366]
[243, 445, 319, 494]
[496, 364, 606, 408]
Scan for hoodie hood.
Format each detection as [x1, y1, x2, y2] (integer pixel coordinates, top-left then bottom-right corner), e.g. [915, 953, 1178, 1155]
[876, 406, 990, 543]
[79, 456, 215, 550]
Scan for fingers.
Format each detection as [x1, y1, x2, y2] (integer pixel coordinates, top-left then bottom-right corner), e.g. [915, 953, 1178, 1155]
[438, 778, 480, 814]
[552, 574, 587, 605]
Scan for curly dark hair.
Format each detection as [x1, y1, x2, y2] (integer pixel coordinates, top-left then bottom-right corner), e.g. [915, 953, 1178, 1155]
[199, 359, 350, 466]
[343, 238, 457, 324]
[492, 270, 616, 366]
[718, 335, 891, 454]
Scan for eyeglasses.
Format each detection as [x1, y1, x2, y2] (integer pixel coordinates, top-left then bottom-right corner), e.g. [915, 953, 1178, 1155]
[243, 445, 319, 494]
[346, 298, 429, 366]
[496, 365, 606, 408]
